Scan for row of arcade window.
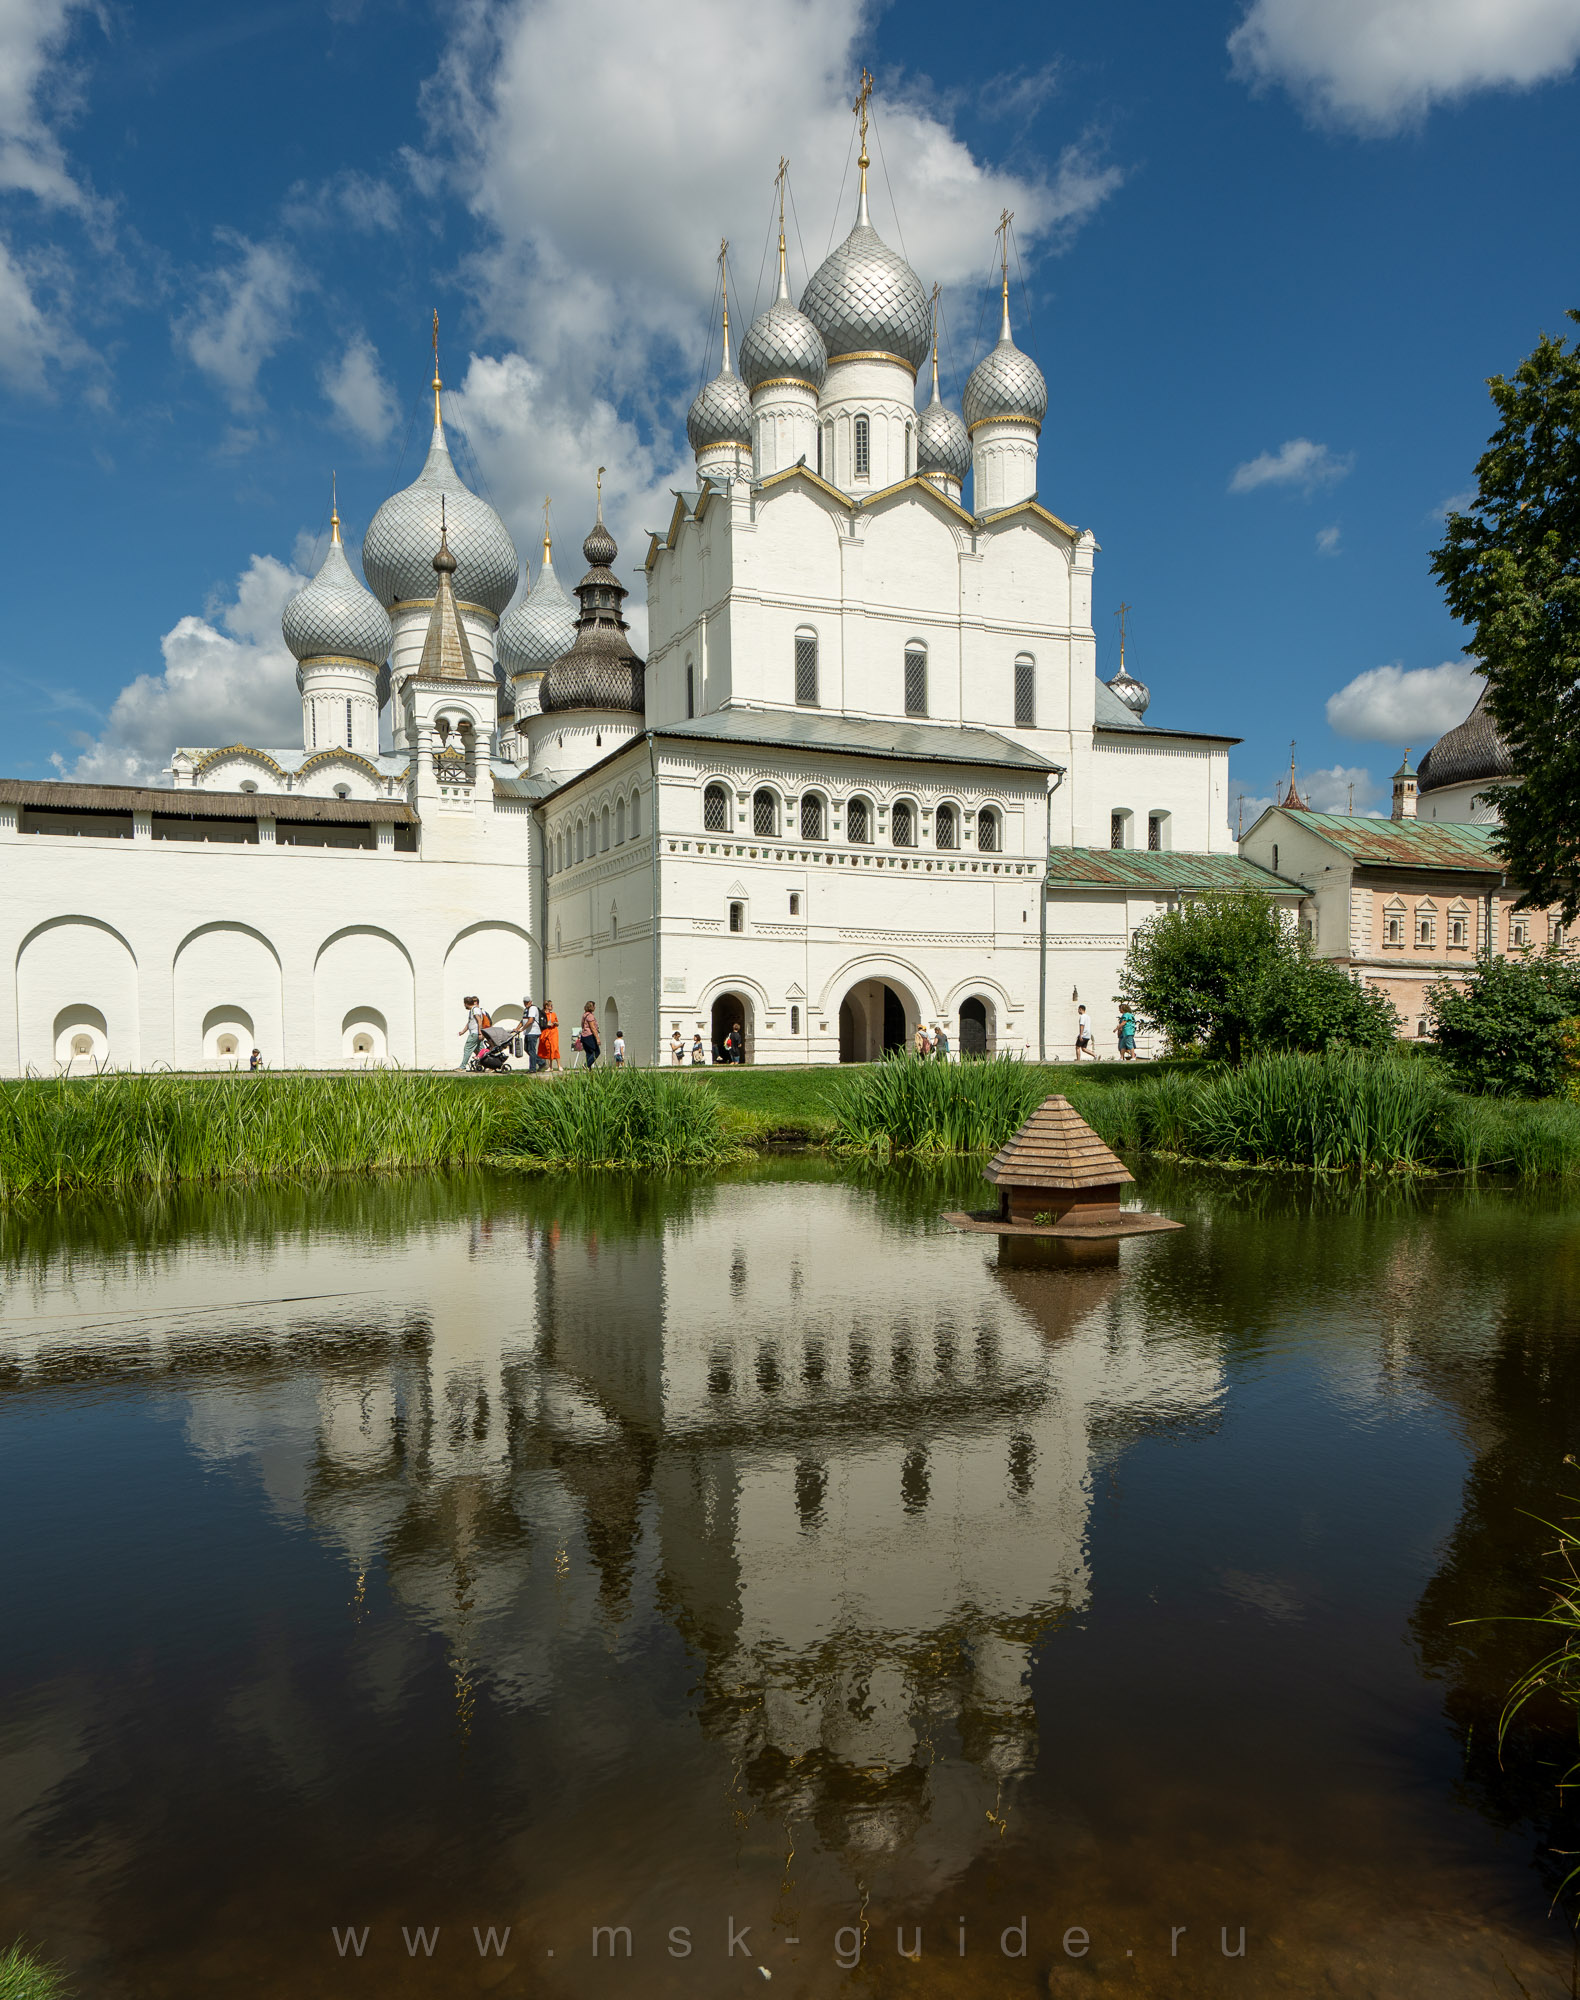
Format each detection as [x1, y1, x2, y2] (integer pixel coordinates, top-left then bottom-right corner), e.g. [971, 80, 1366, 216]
[704, 783, 999, 852]
[791, 631, 1036, 726]
[553, 790, 643, 871]
[1111, 809, 1170, 851]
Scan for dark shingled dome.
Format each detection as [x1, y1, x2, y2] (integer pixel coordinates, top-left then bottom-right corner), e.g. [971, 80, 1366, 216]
[1418, 685, 1514, 794]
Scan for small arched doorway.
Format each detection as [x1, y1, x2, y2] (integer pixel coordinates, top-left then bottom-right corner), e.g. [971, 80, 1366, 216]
[604, 995, 620, 1049]
[710, 992, 752, 1064]
[837, 979, 918, 1062]
[959, 996, 991, 1056]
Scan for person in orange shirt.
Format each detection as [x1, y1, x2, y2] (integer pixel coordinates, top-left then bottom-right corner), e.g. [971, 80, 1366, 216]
[538, 1002, 560, 1072]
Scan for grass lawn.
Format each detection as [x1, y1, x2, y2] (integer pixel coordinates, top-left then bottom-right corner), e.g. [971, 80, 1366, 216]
[655, 1058, 1181, 1141]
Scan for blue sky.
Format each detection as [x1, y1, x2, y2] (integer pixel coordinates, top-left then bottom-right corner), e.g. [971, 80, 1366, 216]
[0, 0, 1576, 818]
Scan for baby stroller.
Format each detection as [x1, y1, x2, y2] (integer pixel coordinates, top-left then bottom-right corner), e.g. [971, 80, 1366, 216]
[468, 1021, 514, 1073]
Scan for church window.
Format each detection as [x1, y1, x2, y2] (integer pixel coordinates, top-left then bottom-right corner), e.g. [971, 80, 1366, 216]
[576, 821, 585, 864]
[1512, 917, 1529, 947]
[847, 797, 870, 844]
[936, 804, 957, 849]
[1415, 910, 1436, 947]
[630, 789, 641, 838]
[904, 645, 927, 717]
[311, 705, 318, 748]
[1448, 908, 1468, 947]
[704, 784, 729, 833]
[729, 901, 744, 933]
[816, 427, 823, 478]
[753, 788, 777, 837]
[1270, 842, 1278, 873]
[1014, 655, 1036, 728]
[978, 808, 999, 853]
[601, 806, 610, 852]
[789, 893, 800, 915]
[795, 630, 818, 706]
[1110, 811, 1125, 850]
[800, 793, 824, 840]
[892, 801, 916, 847]
[1385, 916, 1403, 945]
[616, 798, 626, 844]
[854, 415, 870, 481]
[791, 1005, 800, 1034]
[1148, 812, 1167, 851]
[345, 699, 353, 747]
[1554, 920, 1568, 949]
[686, 661, 695, 718]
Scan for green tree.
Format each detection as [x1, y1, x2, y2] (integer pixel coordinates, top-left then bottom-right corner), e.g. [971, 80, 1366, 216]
[1430, 310, 1580, 923]
[1118, 891, 1400, 1062]
[1427, 945, 1580, 1096]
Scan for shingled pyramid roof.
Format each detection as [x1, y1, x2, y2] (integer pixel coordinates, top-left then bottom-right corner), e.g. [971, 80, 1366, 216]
[983, 1095, 1134, 1191]
[415, 507, 482, 682]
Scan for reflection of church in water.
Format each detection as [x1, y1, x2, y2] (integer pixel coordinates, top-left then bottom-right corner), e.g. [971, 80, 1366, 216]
[7, 1180, 1221, 1883]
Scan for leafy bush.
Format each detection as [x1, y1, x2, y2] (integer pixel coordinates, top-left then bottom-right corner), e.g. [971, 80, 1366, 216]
[1427, 945, 1580, 1096]
[1119, 892, 1399, 1062]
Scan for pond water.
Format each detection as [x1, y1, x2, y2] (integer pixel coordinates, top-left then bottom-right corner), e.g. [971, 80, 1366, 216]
[3, 1160, 1580, 1997]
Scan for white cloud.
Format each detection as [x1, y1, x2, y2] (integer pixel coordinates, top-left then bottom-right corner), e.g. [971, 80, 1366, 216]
[178, 235, 310, 409]
[1228, 0, 1580, 134]
[1315, 523, 1342, 555]
[321, 334, 397, 447]
[1326, 657, 1481, 742]
[424, 0, 1121, 408]
[0, 0, 94, 209]
[1229, 437, 1353, 494]
[282, 169, 400, 235]
[0, 235, 83, 387]
[1428, 485, 1477, 522]
[1299, 763, 1377, 813]
[61, 555, 306, 784]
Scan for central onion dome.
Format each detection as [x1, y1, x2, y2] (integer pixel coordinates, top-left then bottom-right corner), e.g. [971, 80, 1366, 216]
[362, 375, 519, 615]
[498, 531, 576, 676]
[916, 344, 969, 486]
[1418, 685, 1512, 793]
[800, 177, 930, 371]
[741, 248, 827, 392]
[963, 282, 1048, 433]
[538, 499, 645, 715]
[1106, 666, 1150, 717]
[687, 295, 753, 456]
[282, 505, 392, 667]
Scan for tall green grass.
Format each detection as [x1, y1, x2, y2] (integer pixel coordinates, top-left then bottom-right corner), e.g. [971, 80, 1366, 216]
[493, 1067, 744, 1171]
[0, 1943, 69, 2000]
[830, 1054, 1050, 1156]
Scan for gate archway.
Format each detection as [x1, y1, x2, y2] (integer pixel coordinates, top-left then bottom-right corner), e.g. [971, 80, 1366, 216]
[836, 977, 922, 1062]
[710, 991, 752, 1063]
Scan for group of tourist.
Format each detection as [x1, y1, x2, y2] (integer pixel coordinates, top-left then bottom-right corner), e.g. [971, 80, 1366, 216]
[1073, 1003, 1140, 1061]
[458, 998, 626, 1073]
[912, 1021, 953, 1059]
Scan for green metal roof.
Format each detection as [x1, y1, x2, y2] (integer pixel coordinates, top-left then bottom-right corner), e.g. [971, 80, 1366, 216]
[1287, 812, 1505, 872]
[651, 709, 1058, 772]
[1043, 848, 1299, 893]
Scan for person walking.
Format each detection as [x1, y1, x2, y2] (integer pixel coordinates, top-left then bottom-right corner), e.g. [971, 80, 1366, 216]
[1116, 1007, 1138, 1060]
[934, 1020, 950, 1061]
[524, 999, 542, 1073]
[579, 1001, 601, 1069]
[459, 995, 483, 1069]
[726, 1020, 744, 1064]
[613, 1030, 626, 1068]
[914, 1023, 930, 1059]
[1074, 1003, 1095, 1062]
[539, 1002, 561, 1072]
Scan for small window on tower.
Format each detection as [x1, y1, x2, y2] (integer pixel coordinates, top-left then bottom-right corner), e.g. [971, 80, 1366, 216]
[853, 415, 870, 481]
[904, 646, 927, 717]
[791, 1004, 801, 1035]
[1014, 655, 1036, 728]
[729, 901, 744, 933]
[795, 632, 818, 706]
[345, 698, 353, 747]
[686, 662, 695, 719]
[789, 892, 801, 916]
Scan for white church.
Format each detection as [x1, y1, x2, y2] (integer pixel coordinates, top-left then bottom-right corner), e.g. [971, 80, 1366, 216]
[0, 119, 1274, 1076]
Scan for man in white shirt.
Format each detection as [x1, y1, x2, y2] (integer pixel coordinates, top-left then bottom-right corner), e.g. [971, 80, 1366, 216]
[523, 999, 542, 1073]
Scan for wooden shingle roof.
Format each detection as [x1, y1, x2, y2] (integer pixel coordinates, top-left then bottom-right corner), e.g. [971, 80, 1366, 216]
[983, 1096, 1134, 1190]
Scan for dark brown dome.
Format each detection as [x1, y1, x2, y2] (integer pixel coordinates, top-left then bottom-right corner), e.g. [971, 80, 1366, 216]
[1418, 685, 1513, 794]
[538, 511, 645, 716]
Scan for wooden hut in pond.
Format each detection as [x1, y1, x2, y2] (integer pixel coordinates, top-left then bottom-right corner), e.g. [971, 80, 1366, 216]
[984, 1095, 1133, 1224]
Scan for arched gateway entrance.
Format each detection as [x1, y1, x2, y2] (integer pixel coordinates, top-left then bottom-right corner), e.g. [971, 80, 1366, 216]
[837, 980, 915, 1062]
[710, 992, 752, 1063]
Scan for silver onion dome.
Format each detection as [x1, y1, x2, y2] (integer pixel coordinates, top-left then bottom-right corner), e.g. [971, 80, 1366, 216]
[741, 246, 827, 392]
[686, 366, 752, 454]
[498, 538, 576, 676]
[282, 510, 392, 666]
[538, 507, 646, 716]
[799, 179, 930, 371]
[362, 416, 519, 615]
[916, 351, 969, 485]
[963, 286, 1048, 432]
[1106, 667, 1150, 716]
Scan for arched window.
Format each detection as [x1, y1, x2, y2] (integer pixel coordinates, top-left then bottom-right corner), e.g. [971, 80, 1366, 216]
[936, 804, 957, 849]
[615, 797, 626, 844]
[847, 796, 870, 844]
[630, 789, 641, 838]
[795, 629, 818, 706]
[904, 643, 927, 717]
[704, 784, 729, 833]
[345, 698, 354, 747]
[685, 660, 695, 719]
[1109, 810, 1127, 850]
[753, 788, 776, 837]
[853, 414, 870, 480]
[600, 806, 611, 852]
[556, 832, 564, 872]
[892, 800, 916, 847]
[1148, 811, 1169, 852]
[978, 808, 999, 853]
[800, 792, 824, 840]
[1014, 654, 1036, 728]
[729, 901, 745, 933]
[576, 820, 585, 863]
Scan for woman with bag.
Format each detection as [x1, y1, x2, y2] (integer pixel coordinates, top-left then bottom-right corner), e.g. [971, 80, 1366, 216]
[579, 1001, 601, 1069]
[539, 1002, 561, 1072]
